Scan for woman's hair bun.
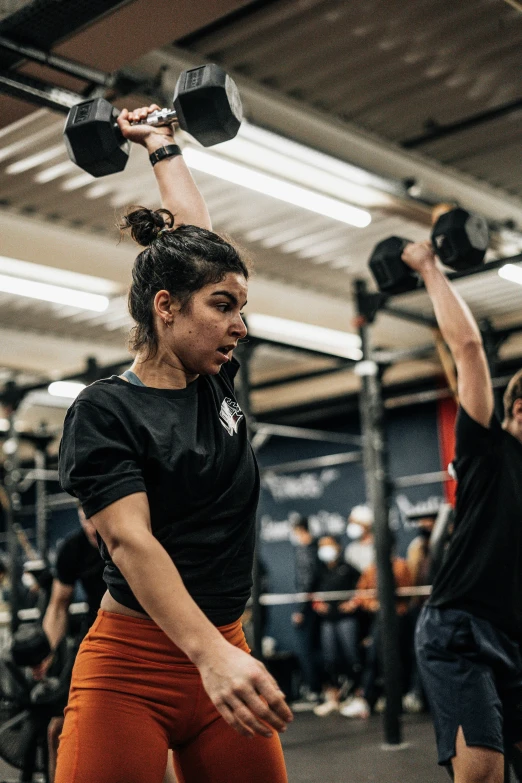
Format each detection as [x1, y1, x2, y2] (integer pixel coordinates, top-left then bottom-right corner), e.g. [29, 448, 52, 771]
[119, 207, 175, 246]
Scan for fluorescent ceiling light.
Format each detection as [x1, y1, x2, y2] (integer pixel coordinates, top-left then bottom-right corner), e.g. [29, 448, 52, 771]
[498, 263, 522, 286]
[61, 173, 95, 191]
[237, 124, 391, 190]
[0, 418, 9, 432]
[0, 273, 109, 311]
[48, 381, 86, 399]
[183, 148, 371, 228]
[86, 182, 113, 199]
[246, 313, 363, 360]
[35, 160, 76, 183]
[214, 123, 390, 209]
[5, 145, 64, 174]
[0, 256, 119, 296]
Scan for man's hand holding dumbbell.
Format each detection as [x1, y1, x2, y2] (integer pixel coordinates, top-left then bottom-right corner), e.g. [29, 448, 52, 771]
[369, 207, 489, 296]
[401, 239, 437, 275]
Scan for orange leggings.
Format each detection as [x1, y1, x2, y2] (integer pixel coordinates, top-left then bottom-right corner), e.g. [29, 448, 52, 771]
[54, 610, 287, 783]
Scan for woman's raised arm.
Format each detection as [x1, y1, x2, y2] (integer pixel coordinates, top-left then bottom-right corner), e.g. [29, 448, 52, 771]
[117, 105, 212, 231]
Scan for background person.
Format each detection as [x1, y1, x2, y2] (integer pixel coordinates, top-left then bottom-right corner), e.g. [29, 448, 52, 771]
[344, 505, 375, 573]
[402, 239, 522, 783]
[289, 516, 321, 705]
[311, 536, 360, 717]
[54, 104, 292, 783]
[340, 552, 412, 719]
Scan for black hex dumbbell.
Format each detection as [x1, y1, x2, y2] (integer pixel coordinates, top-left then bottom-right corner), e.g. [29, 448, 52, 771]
[11, 623, 51, 668]
[369, 207, 489, 295]
[64, 63, 243, 178]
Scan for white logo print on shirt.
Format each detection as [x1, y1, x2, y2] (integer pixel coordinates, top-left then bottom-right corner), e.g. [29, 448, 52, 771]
[219, 397, 244, 436]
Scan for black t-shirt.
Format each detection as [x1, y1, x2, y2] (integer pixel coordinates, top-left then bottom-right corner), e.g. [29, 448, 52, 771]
[55, 529, 105, 626]
[429, 406, 522, 639]
[58, 361, 259, 626]
[313, 561, 360, 621]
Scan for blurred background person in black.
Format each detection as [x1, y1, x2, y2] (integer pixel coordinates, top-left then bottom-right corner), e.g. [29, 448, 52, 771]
[289, 516, 321, 708]
[311, 536, 360, 717]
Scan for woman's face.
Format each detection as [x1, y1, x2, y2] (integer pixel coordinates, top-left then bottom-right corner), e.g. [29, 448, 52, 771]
[161, 272, 248, 376]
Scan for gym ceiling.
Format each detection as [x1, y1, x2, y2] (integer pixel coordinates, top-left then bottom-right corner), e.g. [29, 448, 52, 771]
[0, 0, 521, 422]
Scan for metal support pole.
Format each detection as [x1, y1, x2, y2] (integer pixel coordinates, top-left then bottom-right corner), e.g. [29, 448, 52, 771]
[235, 341, 263, 660]
[3, 414, 22, 636]
[34, 448, 47, 557]
[355, 279, 403, 746]
[0, 35, 113, 86]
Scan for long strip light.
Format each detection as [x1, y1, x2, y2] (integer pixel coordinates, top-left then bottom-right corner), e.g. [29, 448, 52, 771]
[219, 123, 390, 205]
[5, 144, 64, 174]
[34, 160, 76, 183]
[498, 263, 522, 285]
[0, 273, 109, 311]
[247, 313, 363, 360]
[48, 381, 86, 399]
[183, 148, 371, 228]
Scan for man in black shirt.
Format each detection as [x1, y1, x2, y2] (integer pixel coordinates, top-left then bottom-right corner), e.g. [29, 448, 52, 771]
[401, 240, 522, 782]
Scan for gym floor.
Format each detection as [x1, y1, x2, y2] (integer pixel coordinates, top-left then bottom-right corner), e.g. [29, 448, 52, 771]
[0, 713, 447, 782]
[281, 712, 448, 782]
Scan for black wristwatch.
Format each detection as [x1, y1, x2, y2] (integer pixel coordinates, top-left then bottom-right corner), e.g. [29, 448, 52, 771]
[149, 144, 182, 167]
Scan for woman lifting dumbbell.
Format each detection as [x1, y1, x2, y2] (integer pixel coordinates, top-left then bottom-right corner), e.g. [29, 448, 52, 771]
[54, 105, 292, 783]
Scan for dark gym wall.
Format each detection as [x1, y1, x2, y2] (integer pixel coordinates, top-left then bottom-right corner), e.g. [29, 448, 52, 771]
[257, 401, 445, 653]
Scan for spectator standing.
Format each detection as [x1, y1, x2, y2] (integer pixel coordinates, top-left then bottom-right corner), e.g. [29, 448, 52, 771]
[312, 537, 360, 716]
[290, 517, 321, 703]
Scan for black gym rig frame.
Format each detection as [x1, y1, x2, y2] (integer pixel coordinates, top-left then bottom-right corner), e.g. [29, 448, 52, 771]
[0, 34, 168, 114]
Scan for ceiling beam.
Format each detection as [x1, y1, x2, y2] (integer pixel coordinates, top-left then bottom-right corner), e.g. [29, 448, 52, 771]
[402, 98, 522, 149]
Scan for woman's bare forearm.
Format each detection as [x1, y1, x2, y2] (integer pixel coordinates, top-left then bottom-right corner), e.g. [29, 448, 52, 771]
[145, 134, 212, 230]
[42, 603, 69, 650]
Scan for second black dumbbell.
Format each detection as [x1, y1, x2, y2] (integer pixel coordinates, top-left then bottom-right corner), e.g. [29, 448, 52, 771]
[369, 207, 489, 295]
[11, 623, 51, 668]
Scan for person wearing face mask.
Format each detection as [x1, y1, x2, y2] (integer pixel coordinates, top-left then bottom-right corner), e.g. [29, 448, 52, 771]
[289, 517, 321, 704]
[311, 537, 360, 716]
[344, 505, 375, 573]
[340, 546, 412, 719]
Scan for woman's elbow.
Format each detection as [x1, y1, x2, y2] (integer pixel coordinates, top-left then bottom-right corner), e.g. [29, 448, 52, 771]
[106, 528, 154, 567]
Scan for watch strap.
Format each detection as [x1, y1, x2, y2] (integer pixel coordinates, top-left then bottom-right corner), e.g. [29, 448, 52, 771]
[149, 144, 182, 167]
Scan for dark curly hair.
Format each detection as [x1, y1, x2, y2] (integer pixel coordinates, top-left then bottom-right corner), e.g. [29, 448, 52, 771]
[119, 207, 250, 358]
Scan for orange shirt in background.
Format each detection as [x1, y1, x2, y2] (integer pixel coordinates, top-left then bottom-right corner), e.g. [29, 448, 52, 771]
[354, 558, 413, 616]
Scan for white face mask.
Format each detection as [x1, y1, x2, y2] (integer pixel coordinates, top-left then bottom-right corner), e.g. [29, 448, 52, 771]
[347, 522, 365, 540]
[318, 545, 338, 563]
